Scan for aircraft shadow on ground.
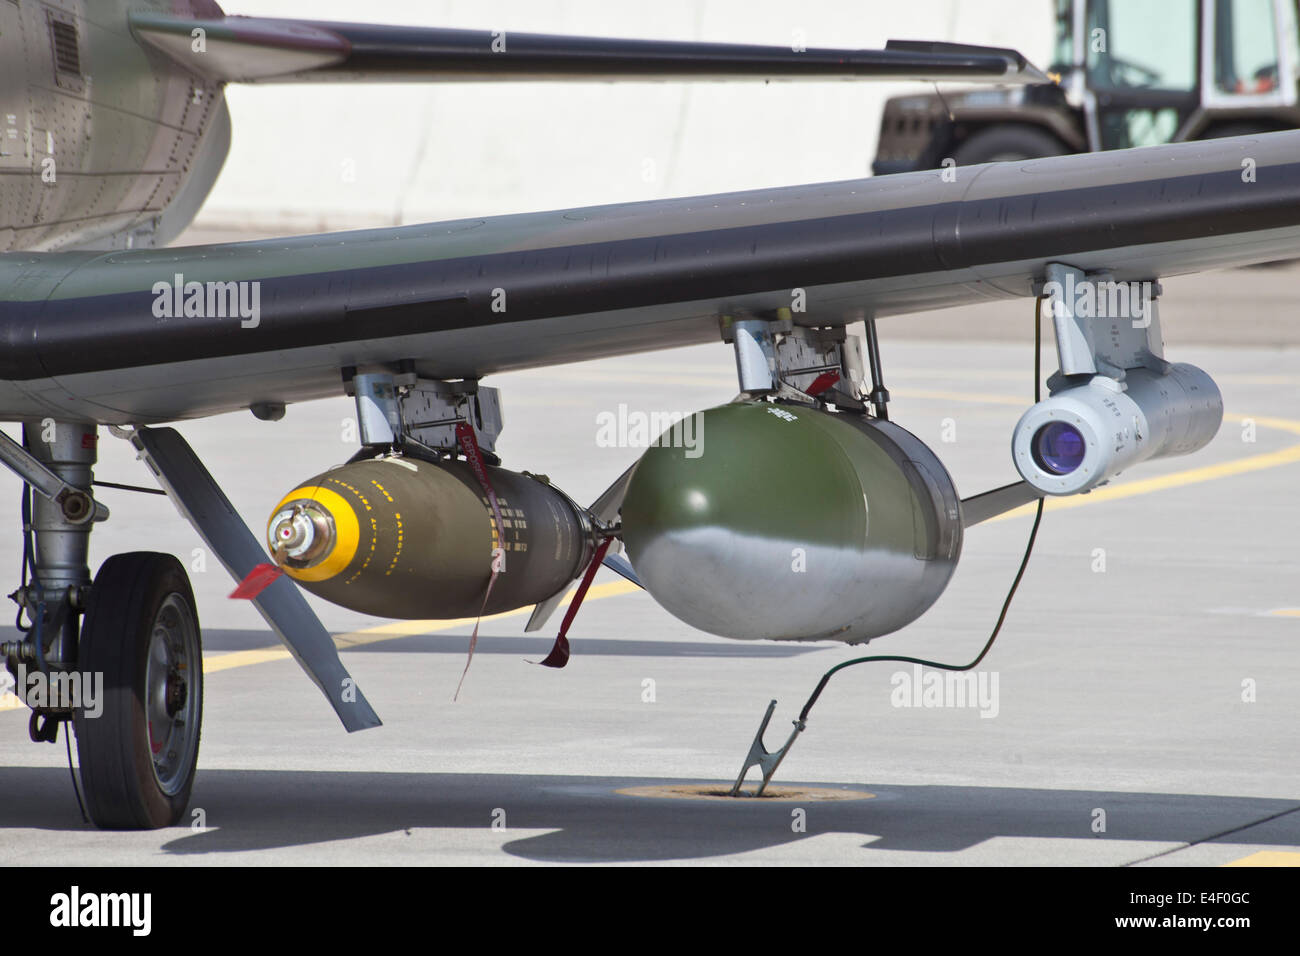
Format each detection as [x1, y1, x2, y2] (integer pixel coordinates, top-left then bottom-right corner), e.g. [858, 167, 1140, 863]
[2, 768, 1297, 863]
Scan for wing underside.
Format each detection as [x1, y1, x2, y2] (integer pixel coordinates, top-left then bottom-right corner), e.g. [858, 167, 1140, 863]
[1, 132, 1298, 424]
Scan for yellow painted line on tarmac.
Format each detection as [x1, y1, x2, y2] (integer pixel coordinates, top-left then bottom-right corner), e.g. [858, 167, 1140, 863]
[1222, 413, 1300, 439]
[1223, 851, 1300, 867]
[201, 579, 641, 675]
[1269, 608, 1300, 618]
[202, 646, 293, 674]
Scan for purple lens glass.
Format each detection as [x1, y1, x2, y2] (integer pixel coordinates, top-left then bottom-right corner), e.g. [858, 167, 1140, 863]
[1033, 422, 1085, 475]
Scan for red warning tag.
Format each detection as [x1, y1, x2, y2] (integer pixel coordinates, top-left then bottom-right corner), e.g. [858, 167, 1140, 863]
[230, 562, 284, 600]
[536, 633, 570, 668]
[454, 422, 506, 699]
[806, 370, 841, 397]
[534, 537, 613, 669]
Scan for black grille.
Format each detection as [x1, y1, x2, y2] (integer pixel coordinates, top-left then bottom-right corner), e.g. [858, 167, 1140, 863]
[50, 19, 81, 76]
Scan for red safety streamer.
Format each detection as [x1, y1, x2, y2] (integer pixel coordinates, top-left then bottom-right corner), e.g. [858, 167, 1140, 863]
[805, 370, 841, 397]
[535, 537, 612, 668]
[454, 422, 507, 700]
[230, 562, 283, 600]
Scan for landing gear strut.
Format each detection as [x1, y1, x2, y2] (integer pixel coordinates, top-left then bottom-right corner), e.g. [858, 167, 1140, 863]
[0, 422, 204, 829]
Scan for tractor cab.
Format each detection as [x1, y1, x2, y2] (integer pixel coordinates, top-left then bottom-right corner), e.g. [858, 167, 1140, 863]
[873, 0, 1300, 173]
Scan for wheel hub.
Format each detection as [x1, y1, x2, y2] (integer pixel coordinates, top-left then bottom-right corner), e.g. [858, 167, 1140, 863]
[164, 666, 187, 718]
[145, 593, 201, 795]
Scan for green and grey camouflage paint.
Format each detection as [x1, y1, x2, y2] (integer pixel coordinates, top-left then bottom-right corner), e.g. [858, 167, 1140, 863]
[621, 402, 962, 643]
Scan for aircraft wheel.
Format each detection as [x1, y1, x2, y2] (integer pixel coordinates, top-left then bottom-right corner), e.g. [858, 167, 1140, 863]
[74, 552, 203, 829]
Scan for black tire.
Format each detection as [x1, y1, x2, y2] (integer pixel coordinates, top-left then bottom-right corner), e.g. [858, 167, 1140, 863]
[74, 552, 203, 829]
[951, 125, 1069, 165]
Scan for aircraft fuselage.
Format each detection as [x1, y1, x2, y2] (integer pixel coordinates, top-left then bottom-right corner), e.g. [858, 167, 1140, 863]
[0, 0, 227, 253]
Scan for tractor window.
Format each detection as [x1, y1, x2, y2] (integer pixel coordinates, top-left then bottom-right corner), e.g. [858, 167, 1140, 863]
[1291, 1, 1300, 78]
[1291, 2, 1300, 77]
[1215, 0, 1281, 93]
[1087, 0, 1198, 91]
[1051, 0, 1076, 70]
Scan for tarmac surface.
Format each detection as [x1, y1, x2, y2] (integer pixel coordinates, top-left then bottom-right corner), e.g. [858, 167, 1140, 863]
[0, 261, 1297, 865]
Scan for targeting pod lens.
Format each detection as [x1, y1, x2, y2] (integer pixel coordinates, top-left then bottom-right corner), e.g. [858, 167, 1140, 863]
[1031, 421, 1085, 475]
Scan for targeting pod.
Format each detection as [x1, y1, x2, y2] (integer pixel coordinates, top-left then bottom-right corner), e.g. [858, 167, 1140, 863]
[1012, 363, 1223, 495]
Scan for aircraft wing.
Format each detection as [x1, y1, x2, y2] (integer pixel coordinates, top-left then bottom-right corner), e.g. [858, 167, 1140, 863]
[127, 13, 1050, 85]
[0, 131, 1297, 425]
